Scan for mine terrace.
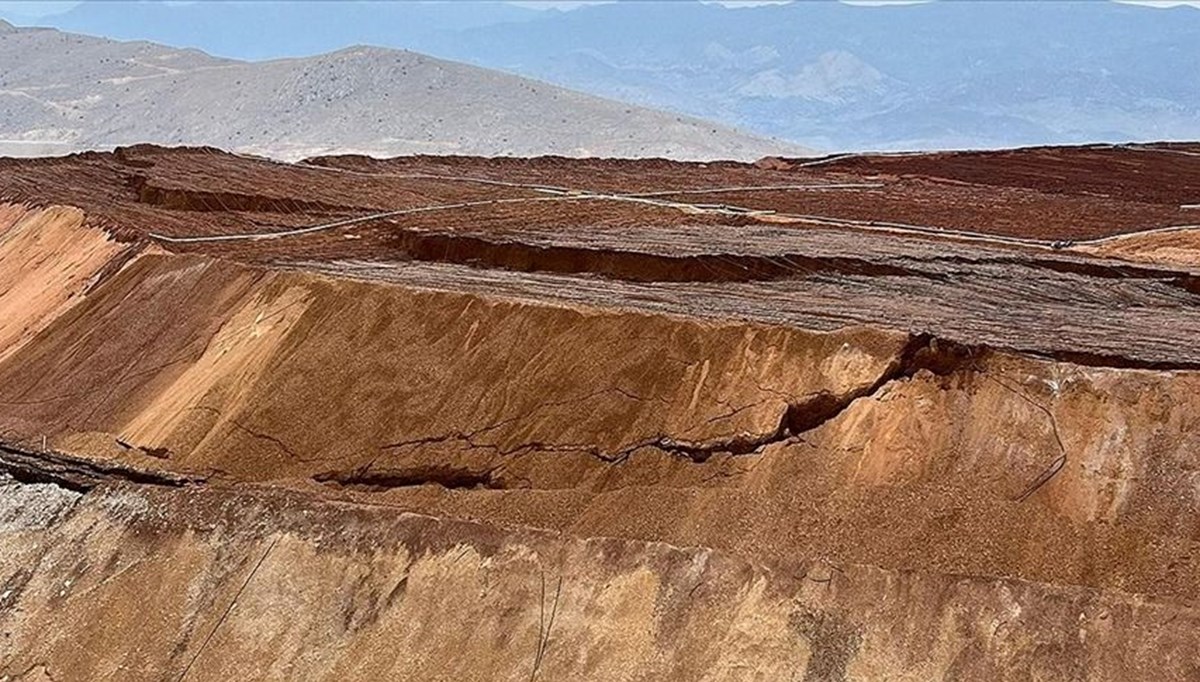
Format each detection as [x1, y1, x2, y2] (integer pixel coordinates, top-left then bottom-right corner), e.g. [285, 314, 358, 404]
[2, 142, 1200, 678]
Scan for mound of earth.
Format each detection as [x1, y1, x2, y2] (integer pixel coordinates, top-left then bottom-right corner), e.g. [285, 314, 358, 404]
[1, 142, 1199, 680]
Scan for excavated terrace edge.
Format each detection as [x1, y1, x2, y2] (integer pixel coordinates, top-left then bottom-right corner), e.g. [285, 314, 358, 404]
[0, 468, 1192, 616]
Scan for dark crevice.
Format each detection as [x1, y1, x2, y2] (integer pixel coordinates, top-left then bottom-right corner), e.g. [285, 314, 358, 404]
[654, 333, 984, 463]
[1173, 274, 1200, 297]
[377, 229, 938, 284]
[1023, 257, 1199, 285]
[780, 333, 981, 443]
[784, 392, 856, 435]
[312, 465, 501, 492]
[649, 431, 787, 462]
[0, 441, 205, 492]
[919, 253, 1200, 297]
[1025, 347, 1200, 372]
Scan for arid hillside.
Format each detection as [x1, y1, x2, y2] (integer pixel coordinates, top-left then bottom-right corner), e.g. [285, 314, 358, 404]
[1, 143, 1199, 680]
[0, 21, 803, 161]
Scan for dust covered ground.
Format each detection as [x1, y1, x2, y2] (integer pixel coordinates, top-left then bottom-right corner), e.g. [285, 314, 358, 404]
[1, 143, 1200, 680]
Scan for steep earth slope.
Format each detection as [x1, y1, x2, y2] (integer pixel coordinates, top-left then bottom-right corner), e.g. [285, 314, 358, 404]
[1, 143, 1199, 680]
[0, 20, 801, 161]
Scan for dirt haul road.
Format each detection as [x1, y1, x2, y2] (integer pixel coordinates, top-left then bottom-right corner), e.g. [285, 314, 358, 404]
[1, 143, 1199, 680]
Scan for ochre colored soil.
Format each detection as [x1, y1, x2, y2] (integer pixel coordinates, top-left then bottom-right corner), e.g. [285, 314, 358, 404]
[2, 144, 1199, 680]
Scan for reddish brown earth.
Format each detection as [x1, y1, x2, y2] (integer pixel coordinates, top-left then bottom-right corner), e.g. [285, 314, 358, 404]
[1, 143, 1200, 680]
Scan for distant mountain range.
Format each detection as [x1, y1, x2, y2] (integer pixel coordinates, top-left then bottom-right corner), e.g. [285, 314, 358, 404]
[5, 0, 1197, 152]
[0, 20, 801, 160]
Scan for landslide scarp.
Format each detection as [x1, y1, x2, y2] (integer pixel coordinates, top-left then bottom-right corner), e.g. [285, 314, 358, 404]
[125, 173, 363, 215]
[0, 232, 1196, 608]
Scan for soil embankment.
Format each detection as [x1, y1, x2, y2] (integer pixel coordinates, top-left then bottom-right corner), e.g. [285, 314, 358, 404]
[2, 144, 1199, 680]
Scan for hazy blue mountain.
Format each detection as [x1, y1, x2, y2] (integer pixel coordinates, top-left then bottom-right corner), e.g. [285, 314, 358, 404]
[426, 0, 1200, 150]
[28, 1, 541, 60]
[4, 0, 1198, 151]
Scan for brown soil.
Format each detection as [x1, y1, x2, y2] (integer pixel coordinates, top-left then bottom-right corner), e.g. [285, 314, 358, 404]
[1, 143, 1197, 242]
[1, 143, 1199, 680]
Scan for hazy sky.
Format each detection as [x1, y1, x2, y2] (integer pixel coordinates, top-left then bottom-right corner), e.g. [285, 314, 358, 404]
[0, 0, 806, 19]
[1, 0, 800, 14]
[0, 0, 75, 17]
[3, 0, 1196, 20]
[4, 0, 1198, 19]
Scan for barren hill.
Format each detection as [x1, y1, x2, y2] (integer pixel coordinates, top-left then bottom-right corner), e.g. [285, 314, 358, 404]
[1, 143, 1200, 679]
[18, 0, 1200, 151]
[0, 21, 802, 161]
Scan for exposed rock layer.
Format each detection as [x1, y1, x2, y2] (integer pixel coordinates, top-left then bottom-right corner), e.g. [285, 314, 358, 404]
[2, 480, 1198, 681]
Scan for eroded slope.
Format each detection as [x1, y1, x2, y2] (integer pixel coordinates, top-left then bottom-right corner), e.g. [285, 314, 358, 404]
[1, 145, 1199, 680]
[3, 479, 1197, 681]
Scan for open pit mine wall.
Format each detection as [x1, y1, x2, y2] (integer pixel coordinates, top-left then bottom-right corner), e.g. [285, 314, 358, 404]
[1, 202, 1200, 680]
[1, 479, 1197, 682]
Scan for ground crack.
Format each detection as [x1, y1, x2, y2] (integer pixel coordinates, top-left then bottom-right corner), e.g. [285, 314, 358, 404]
[982, 373, 1069, 502]
[0, 440, 206, 492]
[226, 420, 304, 462]
[648, 332, 984, 463]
